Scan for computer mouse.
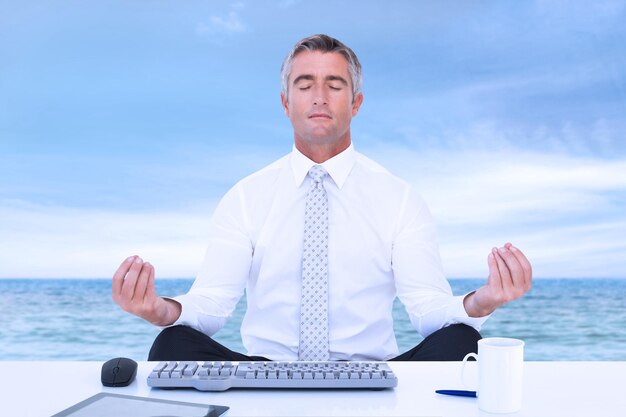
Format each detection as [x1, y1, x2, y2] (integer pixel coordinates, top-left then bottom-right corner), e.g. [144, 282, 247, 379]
[101, 357, 138, 387]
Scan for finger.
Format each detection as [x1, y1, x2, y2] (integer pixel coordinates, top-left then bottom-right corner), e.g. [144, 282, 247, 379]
[121, 256, 144, 301]
[145, 263, 157, 302]
[498, 246, 525, 287]
[510, 245, 533, 288]
[493, 247, 513, 289]
[133, 262, 152, 302]
[487, 250, 503, 291]
[112, 256, 136, 300]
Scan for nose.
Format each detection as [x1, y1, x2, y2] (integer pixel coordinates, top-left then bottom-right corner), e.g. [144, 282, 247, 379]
[312, 86, 328, 106]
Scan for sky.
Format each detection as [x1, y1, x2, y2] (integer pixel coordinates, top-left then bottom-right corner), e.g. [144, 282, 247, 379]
[1, 0, 625, 279]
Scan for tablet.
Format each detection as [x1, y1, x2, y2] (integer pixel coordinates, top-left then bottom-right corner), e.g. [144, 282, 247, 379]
[51, 392, 229, 417]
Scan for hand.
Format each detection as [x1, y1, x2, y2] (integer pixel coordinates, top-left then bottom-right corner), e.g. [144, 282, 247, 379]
[112, 255, 181, 326]
[464, 243, 532, 317]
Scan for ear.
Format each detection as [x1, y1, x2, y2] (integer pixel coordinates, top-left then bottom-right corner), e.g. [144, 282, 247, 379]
[351, 92, 364, 117]
[280, 92, 290, 117]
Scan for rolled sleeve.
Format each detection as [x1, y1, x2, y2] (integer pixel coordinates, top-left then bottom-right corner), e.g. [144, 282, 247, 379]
[446, 293, 490, 329]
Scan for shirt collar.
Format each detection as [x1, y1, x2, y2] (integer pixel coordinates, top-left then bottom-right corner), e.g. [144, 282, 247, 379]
[290, 144, 356, 189]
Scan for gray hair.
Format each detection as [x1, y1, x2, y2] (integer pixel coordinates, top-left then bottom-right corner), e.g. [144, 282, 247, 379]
[280, 34, 362, 102]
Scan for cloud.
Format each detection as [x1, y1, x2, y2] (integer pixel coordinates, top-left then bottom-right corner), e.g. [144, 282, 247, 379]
[196, 7, 246, 37]
[0, 200, 218, 278]
[374, 146, 626, 228]
[209, 11, 245, 33]
[440, 217, 626, 279]
[278, 0, 301, 7]
[381, 117, 626, 161]
[361, 138, 626, 278]
[364, 38, 626, 156]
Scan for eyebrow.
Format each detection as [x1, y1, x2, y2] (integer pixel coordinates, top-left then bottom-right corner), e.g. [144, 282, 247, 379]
[292, 74, 349, 86]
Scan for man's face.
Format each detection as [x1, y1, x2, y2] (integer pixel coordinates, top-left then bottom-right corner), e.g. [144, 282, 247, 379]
[281, 51, 363, 158]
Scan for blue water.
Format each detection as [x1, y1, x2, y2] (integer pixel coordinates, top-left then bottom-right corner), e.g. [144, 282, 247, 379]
[1, 279, 624, 361]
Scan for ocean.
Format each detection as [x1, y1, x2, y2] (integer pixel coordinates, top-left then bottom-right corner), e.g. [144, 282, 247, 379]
[1, 278, 624, 361]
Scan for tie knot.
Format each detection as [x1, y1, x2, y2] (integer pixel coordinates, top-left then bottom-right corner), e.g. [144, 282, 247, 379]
[308, 165, 327, 184]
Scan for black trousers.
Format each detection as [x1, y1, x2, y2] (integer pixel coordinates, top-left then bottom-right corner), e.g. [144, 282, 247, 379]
[148, 324, 480, 362]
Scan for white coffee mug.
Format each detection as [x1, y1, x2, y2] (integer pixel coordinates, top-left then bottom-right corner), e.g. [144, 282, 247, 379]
[462, 337, 525, 414]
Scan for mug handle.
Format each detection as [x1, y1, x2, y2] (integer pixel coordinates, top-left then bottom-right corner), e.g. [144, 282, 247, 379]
[461, 352, 478, 390]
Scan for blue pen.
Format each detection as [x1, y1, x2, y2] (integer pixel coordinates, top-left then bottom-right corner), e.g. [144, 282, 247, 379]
[436, 389, 477, 398]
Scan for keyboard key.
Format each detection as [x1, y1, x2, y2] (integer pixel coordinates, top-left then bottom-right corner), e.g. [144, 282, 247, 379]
[183, 362, 198, 376]
[154, 362, 167, 376]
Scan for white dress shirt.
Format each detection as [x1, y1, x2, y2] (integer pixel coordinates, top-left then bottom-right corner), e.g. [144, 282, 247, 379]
[173, 144, 488, 361]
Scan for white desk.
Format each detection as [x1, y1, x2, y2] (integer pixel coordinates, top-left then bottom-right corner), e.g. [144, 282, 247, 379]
[4, 361, 625, 417]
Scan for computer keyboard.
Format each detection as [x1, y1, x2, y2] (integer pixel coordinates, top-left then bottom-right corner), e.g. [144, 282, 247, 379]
[147, 361, 398, 391]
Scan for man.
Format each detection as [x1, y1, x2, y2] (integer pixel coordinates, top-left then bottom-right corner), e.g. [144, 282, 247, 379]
[112, 34, 532, 362]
